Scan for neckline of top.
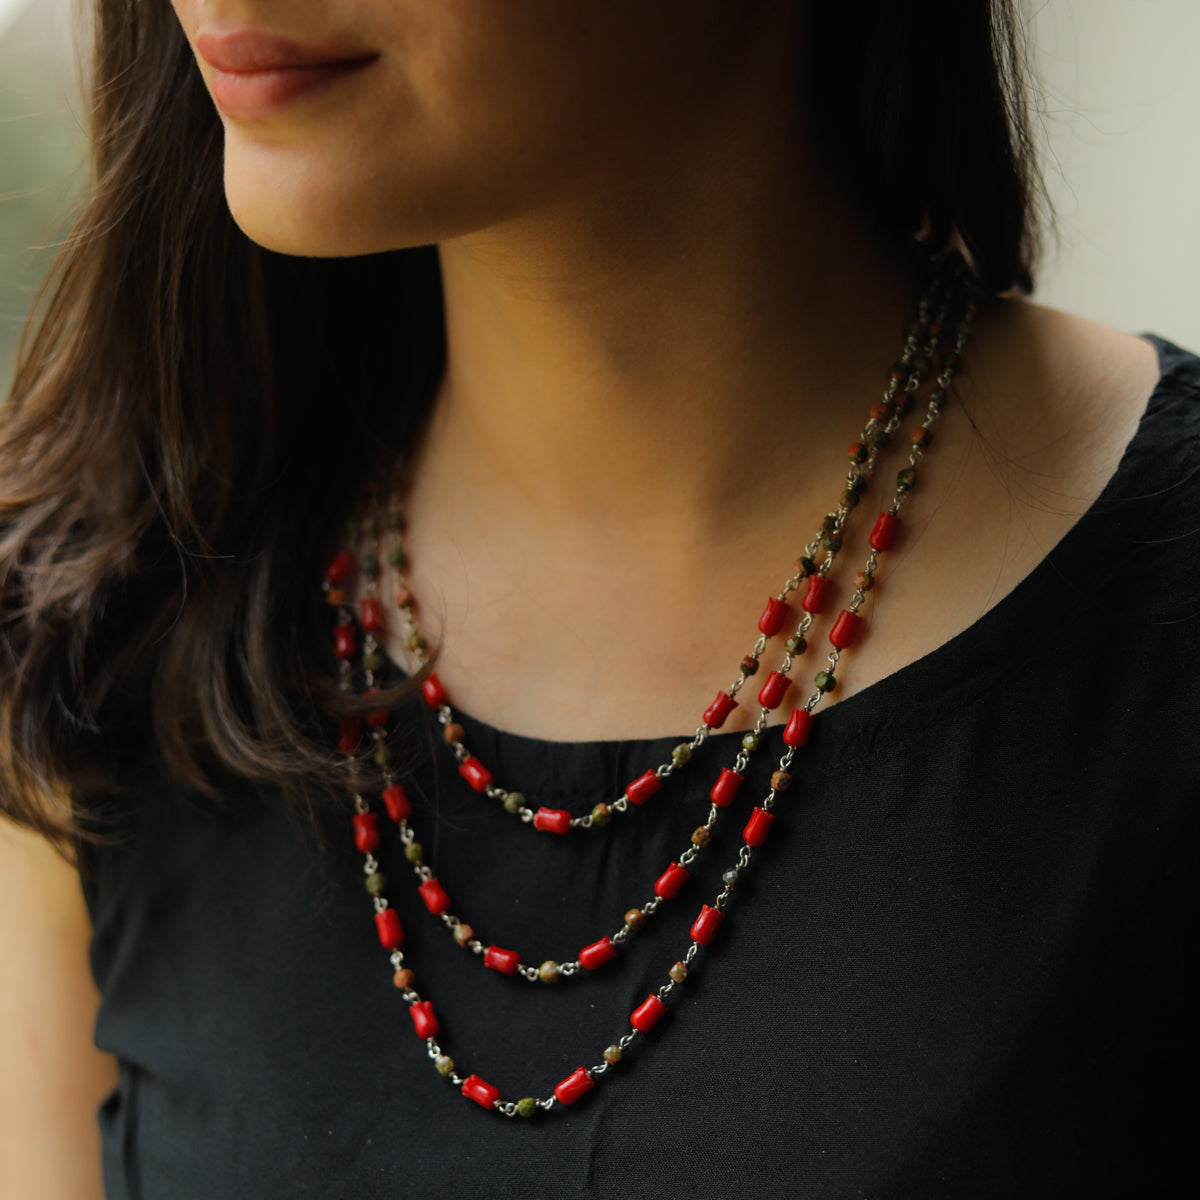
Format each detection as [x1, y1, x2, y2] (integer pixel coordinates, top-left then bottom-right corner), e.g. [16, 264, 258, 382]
[388, 335, 1199, 778]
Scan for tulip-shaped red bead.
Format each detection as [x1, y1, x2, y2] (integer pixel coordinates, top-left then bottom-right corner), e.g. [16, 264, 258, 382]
[758, 670, 792, 710]
[420, 674, 447, 708]
[626, 769, 663, 806]
[462, 1075, 502, 1109]
[654, 861, 691, 899]
[337, 718, 362, 755]
[690, 904, 724, 946]
[419, 878, 451, 916]
[409, 1000, 439, 1040]
[360, 596, 385, 634]
[459, 757, 494, 793]
[554, 1068, 596, 1106]
[579, 936, 618, 971]
[630, 994, 669, 1033]
[869, 511, 900, 551]
[710, 768, 744, 807]
[782, 708, 813, 748]
[743, 807, 775, 846]
[758, 597, 792, 636]
[703, 691, 738, 729]
[333, 624, 356, 660]
[830, 609, 864, 649]
[353, 812, 381, 854]
[484, 946, 522, 975]
[375, 909, 405, 950]
[325, 549, 355, 585]
[802, 575, 832, 614]
[534, 807, 572, 835]
[382, 784, 411, 822]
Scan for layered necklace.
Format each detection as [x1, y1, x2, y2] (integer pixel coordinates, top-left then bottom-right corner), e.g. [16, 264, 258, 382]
[322, 251, 976, 1117]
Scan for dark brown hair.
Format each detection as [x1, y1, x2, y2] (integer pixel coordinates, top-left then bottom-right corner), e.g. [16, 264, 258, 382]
[0, 0, 1042, 851]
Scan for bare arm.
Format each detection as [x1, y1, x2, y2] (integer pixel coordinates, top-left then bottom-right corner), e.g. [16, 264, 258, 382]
[0, 822, 118, 1200]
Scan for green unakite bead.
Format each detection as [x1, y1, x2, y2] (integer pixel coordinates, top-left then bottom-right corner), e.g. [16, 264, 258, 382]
[815, 670, 837, 693]
[909, 354, 931, 377]
[821, 530, 843, 553]
[722, 868, 740, 888]
[503, 791, 525, 814]
[389, 548, 408, 569]
[624, 907, 646, 931]
[669, 961, 689, 984]
[672, 742, 692, 766]
[871, 429, 891, 451]
[365, 872, 387, 896]
[840, 488, 860, 509]
[821, 513, 838, 533]
[785, 636, 807, 655]
[742, 731, 761, 752]
[603, 1045, 623, 1065]
[405, 841, 423, 863]
[896, 467, 917, 491]
[362, 651, 384, 672]
[691, 826, 712, 848]
[435, 1055, 455, 1077]
[929, 388, 947, 409]
[406, 632, 428, 652]
[374, 745, 392, 768]
[590, 802, 611, 827]
[516, 1097, 538, 1118]
[538, 960, 561, 983]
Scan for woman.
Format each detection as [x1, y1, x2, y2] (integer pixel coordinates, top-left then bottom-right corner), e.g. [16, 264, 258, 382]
[1, 1, 1194, 1196]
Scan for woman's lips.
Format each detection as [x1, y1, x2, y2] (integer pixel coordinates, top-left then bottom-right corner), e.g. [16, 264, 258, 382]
[195, 30, 379, 120]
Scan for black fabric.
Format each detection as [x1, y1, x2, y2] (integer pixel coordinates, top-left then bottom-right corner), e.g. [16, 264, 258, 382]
[82, 336, 1199, 1199]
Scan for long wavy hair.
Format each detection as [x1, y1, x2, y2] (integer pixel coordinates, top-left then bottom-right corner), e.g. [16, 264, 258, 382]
[0, 0, 1043, 851]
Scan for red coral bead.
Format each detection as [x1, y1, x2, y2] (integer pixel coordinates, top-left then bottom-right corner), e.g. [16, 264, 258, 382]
[654, 861, 691, 900]
[409, 1000, 439, 1040]
[869, 511, 900, 551]
[690, 904, 724, 946]
[630, 994, 668, 1033]
[579, 936, 618, 971]
[382, 784, 411, 822]
[710, 767, 744, 807]
[758, 597, 792, 636]
[703, 691, 738, 729]
[374, 909, 405, 950]
[420, 674, 447, 708]
[829, 609, 864, 649]
[801, 575, 832, 614]
[325, 549, 355, 586]
[533, 807, 572, 835]
[353, 812, 381, 854]
[484, 946, 522, 975]
[459, 757, 494, 793]
[626, 769, 663, 806]
[782, 708, 813, 748]
[743, 807, 775, 847]
[757, 670, 791, 710]
[462, 1075, 501, 1109]
[333, 624, 356, 659]
[554, 1067, 595, 1106]
[337, 718, 362, 755]
[418, 878, 451, 916]
[360, 596, 385, 634]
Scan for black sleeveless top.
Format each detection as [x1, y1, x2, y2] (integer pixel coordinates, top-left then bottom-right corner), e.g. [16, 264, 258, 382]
[82, 337, 1199, 1199]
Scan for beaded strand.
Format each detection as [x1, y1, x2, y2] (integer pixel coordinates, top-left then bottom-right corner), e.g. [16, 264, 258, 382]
[324, 260, 975, 1114]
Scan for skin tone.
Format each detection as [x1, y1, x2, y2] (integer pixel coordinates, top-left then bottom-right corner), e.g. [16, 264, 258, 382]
[174, 0, 1159, 744]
